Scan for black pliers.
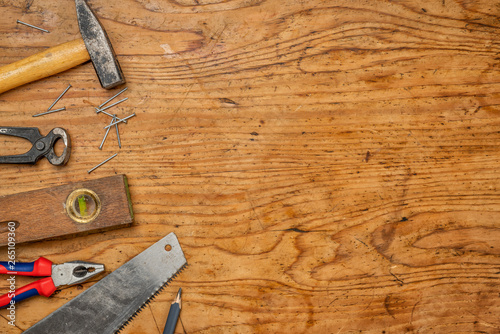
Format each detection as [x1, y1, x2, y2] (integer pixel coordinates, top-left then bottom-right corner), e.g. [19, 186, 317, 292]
[0, 127, 71, 166]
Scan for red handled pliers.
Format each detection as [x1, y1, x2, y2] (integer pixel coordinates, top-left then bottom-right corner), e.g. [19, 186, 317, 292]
[0, 257, 104, 308]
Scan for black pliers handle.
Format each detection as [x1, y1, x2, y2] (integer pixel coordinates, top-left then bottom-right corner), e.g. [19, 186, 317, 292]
[0, 127, 71, 166]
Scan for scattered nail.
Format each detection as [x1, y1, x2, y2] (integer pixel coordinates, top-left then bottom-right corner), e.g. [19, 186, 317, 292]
[99, 116, 115, 150]
[97, 87, 128, 109]
[33, 107, 66, 117]
[17, 20, 49, 33]
[96, 109, 128, 123]
[96, 97, 128, 113]
[87, 153, 118, 174]
[114, 115, 122, 148]
[47, 84, 71, 111]
[104, 113, 136, 129]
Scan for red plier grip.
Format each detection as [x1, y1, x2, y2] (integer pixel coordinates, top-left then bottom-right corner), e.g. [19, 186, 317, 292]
[0, 257, 56, 308]
[0, 277, 56, 308]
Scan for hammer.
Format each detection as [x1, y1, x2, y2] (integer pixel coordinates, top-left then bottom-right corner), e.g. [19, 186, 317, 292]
[0, 0, 125, 94]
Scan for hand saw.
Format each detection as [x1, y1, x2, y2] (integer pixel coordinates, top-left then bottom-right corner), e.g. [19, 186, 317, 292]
[24, 232, 187, 334]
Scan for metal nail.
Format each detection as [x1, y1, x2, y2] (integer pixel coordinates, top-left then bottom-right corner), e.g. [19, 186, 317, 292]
[16, 20, 49, 33]
[32, 107, 66, 117]
[87, 153, 118, 174]
[97, 87, 128, 109]
[47, 84, 72, 111]
[114, 115, 122, 148]
[96, 97, 128, 113]
[99, 117, 115, 150]
[96, 109, 127, 123]
[104, 113, 136, 129]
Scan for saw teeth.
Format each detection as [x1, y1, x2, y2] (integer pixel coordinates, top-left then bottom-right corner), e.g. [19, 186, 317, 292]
[113, 263, 188, 333]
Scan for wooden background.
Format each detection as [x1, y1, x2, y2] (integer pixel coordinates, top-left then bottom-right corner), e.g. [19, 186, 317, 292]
[0, 0, 499, 333]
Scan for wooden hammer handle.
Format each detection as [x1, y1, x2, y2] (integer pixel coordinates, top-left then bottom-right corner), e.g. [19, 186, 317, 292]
[0, 39, 89, 94]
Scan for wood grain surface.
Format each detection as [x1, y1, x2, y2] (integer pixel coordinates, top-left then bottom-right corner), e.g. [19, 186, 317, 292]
[0, 0, 499, 333]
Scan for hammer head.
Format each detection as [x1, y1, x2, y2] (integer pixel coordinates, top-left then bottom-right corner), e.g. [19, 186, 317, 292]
[75, 0, 125, 89]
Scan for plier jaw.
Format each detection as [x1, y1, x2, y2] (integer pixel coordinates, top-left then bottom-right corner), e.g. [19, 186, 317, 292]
[0, 127, 71, 166]
[0, 257, 104, 308]
[52, 261, 105, 287]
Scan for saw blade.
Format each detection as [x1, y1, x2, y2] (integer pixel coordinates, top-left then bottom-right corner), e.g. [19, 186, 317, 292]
[24, 232, 187, 334]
